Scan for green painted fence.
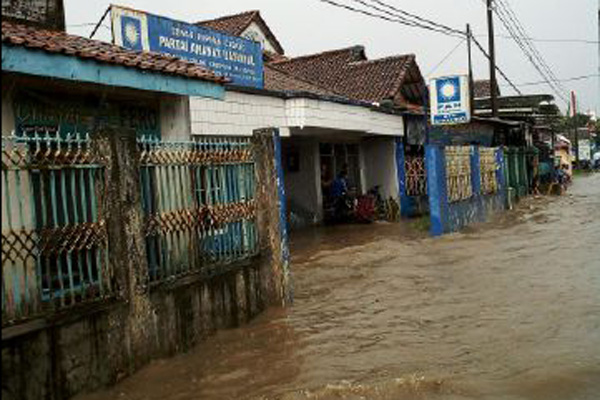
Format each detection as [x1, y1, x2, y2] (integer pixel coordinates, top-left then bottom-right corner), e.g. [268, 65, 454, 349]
[2, 131, 112, 324]
[138, 136, 259, 283]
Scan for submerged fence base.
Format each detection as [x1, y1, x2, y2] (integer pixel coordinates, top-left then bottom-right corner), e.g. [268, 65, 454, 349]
[1, 262, 265, 400]
[426, 145, 507, 236]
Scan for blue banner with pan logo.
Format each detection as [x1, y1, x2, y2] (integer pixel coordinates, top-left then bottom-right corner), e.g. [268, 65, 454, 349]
[111, 5, 264, 88]
[429, 75, 471, 126]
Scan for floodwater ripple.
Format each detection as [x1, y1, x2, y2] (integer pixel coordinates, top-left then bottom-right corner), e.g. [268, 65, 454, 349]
[78, 174, 600, 400]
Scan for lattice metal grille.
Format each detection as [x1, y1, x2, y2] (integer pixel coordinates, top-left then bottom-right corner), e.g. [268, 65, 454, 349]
[2, 132, 111, 324]
[445, 146, 472, 203]
[405, 156, 427, 196]
[139, 136, 258, 282]
[480, 148, 499, 195]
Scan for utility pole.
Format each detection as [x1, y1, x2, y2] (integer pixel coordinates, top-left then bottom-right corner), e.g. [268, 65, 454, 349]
[467, 24, 475, 110]
[487, 0, 499, 118]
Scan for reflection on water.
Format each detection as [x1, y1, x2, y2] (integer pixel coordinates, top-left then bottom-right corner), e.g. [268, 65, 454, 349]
[78, 175, 600, 400]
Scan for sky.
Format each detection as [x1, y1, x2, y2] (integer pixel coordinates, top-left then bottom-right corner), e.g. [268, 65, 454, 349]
[64, 0, 599, 115]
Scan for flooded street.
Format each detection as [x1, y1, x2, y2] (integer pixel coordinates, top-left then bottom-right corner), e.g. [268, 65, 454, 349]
[81, 174, 600, 400]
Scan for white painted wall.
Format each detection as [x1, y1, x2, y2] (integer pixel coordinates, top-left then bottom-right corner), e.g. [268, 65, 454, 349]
[189, 91, 404, 138]
[281, 137, 322, 225]
[241, 22, 278, 54]
[361, 137, 399, 200]
[190, 91, 288, 137]
[288, 98, 404, 136]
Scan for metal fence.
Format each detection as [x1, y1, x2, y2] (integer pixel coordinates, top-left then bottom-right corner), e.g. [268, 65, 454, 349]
[138, 136, 259, 283]
[480, 147, 499, 195]
[2, 132, 111, 324]
[445, 146, 472, 203]
[404, 156, 427, 196]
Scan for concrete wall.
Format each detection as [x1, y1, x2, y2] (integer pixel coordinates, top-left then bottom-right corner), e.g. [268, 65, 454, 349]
[1, 73, 189, 140]
[289, 98, 403, 136]
[1, 266, 265, 400]
[191, 91, 288, 137]
[281, 137, 322, 226]
[160, 95, 191, 140]
[1, 79, 16, 134]
[189, 91, 405, 137]
[426, 145, 507, 236]
[430, 121, 495, 147]
[361, 137, 399, 199]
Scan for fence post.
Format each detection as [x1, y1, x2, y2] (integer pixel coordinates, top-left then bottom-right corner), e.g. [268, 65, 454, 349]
[495, 148, 507, 207]
[470, 146, 482, 196]
[426, 145, 447, 236]
[470, 146, 484, 221]
[97, 127, 155, 371]
[251, 128, 292, 306]
[395, 138, 413, 217]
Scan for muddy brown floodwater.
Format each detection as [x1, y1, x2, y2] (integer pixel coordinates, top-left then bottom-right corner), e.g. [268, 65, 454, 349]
[79, 174, 600, 400]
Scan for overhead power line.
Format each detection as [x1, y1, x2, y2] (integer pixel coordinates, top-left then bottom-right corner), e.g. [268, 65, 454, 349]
[485, 0, 569, 103]
[474, 34, 599, 44]
[364, 0, 464, 35]
[470, 34, 522, 94]
[318, 0, 463, 37]
[426, 38, 466, 77]
[500, 74, 600, 87]
[317, 0, 524, 95]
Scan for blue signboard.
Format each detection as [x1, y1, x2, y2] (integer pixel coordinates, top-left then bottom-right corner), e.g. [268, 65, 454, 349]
[430, 75, 471, 125]
[111, 5, 264, 88]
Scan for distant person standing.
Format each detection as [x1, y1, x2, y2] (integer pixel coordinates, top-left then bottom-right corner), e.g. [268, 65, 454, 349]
[331, 169, 348, 199]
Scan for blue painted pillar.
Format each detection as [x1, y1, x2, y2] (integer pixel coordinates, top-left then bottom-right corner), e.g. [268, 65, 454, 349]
[495, 148, 508, 208]
[272, 129, 292, 303]
[470, 146, 482, 195]
[470, 146, 484, 221]
[425, 145, 447, 236]
[395, 138, 413, 217]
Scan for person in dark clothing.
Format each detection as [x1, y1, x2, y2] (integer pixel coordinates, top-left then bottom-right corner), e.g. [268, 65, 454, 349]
[331, 170, 348, 199]
[331, 170, 352, 222]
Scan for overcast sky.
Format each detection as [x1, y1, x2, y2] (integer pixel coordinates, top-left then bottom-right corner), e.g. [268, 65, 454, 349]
[65, 0, 599, 114]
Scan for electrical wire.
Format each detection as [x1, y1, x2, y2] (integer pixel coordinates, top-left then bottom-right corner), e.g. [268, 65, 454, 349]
[501, 74, 600, 87]
[470, 35, 522, 94]
[484, 0, 569, 103]
[317, 0, 464, 37]
[317, 0, 523, 95]
[426, 38, 466, 77]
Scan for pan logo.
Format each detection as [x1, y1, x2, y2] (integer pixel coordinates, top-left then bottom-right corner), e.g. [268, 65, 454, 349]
[436, 77, 461, 104]
[121, 16, 143, 51]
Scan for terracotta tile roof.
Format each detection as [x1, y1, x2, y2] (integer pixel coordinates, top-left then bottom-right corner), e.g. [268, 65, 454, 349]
[1, 21, 228, 83]
[264, 65, 340, 96]
[196, 10, 285, 55]
[197, 10, 257, 36]
[269, 46, 367, 88]
[473, 79, 500, 99]
[269, 46, 425, 106]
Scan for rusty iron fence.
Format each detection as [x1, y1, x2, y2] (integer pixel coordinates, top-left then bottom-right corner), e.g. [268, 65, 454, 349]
[404, 155, 427, 196]
[2, 131, 111, 325]
[480, 147, 499, 195]
[445, 146, 472, 203]
[138, 136, 259, 283]
[2, 132, 261, 325]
